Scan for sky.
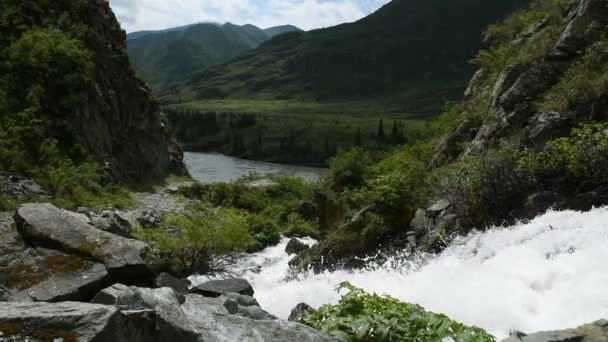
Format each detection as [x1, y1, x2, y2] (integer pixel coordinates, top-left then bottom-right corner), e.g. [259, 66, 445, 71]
[108, 0, 391, 33]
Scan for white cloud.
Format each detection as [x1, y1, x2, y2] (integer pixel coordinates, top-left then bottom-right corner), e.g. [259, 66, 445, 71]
[107, 0, 388, 32]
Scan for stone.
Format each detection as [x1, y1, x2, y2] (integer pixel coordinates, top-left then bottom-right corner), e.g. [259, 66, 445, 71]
[0, 301, 158, 342]
[553, 0, 608, 57]
[491, 64, 529, 108]
[427, 199, 451, 217]
[191, 279, 254, 298]
[410, 209, 427, 234]
[295, 201, 317, 221]
[14, 203, 154, 287]
[286, 238, 310, 255]
[155, 273, 190, 295]
[91, 211, 132, 238]
[288, 302, 314, 322]
[136, 210, 161, 228]
[223, 292, 260, 307]
[522, 111, 571, 148]
[93, 285, 335, 341]
[500, 319, 608, 342]
[0, 174, 48, 201]
[522, 192, 565, 219]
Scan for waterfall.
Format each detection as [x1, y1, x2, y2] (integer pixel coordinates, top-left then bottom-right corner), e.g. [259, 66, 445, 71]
[191, 208, 608, 339]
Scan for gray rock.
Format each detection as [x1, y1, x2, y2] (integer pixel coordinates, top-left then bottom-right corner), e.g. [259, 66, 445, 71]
[136, 210, 161, 228]
[410, 209, 428, 234]
[522, 192, 565, 219]
[222, 298, 239, 314]
[553, 0, 608, 57]
[286, 238, 310, 255]
[501, 319, 608, 342]
[288, 302, 314, 322]
[522, 111, 571, 148]
[156, 272, 190, 295]
[491, 64, 529, 108]
[191, 278, 254, 298]
[91, 211, 132, 238]
[427, 199, 451, 217]
[0, 174, 48, 201]
[223, 292, 260, 307]
[0, 301, 158, 342]
[92, 284, 335, 341]
[14, 203, 154, 287]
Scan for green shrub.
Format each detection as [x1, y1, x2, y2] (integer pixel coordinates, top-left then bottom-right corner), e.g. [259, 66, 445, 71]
[0, 195, 17, 211]
[283, 213, 320, 239]
[538, 39, 608, 112]
[325, 148, 373, 192]
[302, 282, 495, 342]
[133, 202, 252, 277]
[247, 214, 281, 251]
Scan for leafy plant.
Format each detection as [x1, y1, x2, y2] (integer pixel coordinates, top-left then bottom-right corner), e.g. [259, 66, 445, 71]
[302, 282, 495, 342]
[283, 213, 320, 239]
[133, 201, 252, 277]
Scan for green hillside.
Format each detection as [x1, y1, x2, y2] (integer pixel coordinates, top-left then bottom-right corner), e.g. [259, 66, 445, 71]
[127, 23, 301, 90]
[172, 0, 528, 111]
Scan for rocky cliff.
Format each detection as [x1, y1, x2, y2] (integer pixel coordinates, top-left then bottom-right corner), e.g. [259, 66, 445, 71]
[1, 0, 186, 183]
[75, 0, 185, 181]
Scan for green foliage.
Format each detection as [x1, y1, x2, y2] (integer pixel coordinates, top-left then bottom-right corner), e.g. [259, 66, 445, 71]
[133, 201, 252, 277]
[437, 124, 608, 227]
[472, 43, 519, 78]
[302, 283, 495, 342]
[247, 214, 281, 252]
[0, 195, 17, 211]
[326, 148, 373, 192]
[283, 213, 320, 239]
[538, 39, 608, 112]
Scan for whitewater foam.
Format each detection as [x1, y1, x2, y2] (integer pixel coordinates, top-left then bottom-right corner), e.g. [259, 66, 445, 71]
[192, 208, 608, 339]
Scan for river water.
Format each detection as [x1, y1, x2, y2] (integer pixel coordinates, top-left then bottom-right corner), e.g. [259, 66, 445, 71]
[184, 152, 325, 183]
[191, 208, 608, 339]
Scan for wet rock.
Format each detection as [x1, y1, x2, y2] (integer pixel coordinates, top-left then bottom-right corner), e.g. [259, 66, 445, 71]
[223, 292, 260, 307]
[522, 192, 566, 219]
[14, 203, 154, 287]
[0, 301, 158, 342]
[191, 279, 254, 298]
[501, 319, 608, 342]
[222, 298, 239, 314]
[289, 303, 314, 322]
[91, 211, 132, 238]
[286, 238, 310, 255]
[156, 273, 190, 295]
[295, 201, 317, 221]
[410, 209, 428, 234]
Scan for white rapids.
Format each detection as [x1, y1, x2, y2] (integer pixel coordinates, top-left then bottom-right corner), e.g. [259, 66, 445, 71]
[191, 208, 608, 339]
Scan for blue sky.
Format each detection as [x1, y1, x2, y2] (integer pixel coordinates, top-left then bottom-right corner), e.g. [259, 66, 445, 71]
[108, 0, 391, 33]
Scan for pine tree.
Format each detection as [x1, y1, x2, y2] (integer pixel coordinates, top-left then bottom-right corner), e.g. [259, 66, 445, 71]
[377, 119, 385, 142]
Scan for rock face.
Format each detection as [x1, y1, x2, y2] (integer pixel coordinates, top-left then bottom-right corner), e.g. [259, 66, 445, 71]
[0, 174, 48, 202]
[501, 320, 608, 342]
[191, 279, 255, 298]
[88, 284, 336, 342]
[0, 203, 154, 303]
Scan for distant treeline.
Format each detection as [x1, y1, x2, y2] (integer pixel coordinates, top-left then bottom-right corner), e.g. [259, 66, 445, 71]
[165, 108, 414, 166]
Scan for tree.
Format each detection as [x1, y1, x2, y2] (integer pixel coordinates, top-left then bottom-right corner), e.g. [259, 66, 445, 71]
[377, 119, 385, 142]
[354, 127, 362, 147]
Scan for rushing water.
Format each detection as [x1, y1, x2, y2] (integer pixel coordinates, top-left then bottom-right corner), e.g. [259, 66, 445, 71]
[192, 208, 608, 339]
[184, 152, 325, 183]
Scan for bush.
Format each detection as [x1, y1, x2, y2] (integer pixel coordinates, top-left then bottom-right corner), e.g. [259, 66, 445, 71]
[247, 214, 281, 251]
[133, 202, 252, 277]
[538, 39, 608, 113]
[302, 282, 495, 342]
[325, 148, 373, 192]
[283, 213, 320, 239]
[0, 195, 17, 211]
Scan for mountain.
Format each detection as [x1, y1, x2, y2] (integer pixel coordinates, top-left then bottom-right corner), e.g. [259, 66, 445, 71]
[127, 23, 302, 90]
[176, 0, 529, 110]
[0, 0, 185, 183]
[264, 25, 303, 38]
[127, 24, 201, 40]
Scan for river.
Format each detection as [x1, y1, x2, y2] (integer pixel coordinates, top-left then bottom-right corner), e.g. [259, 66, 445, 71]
[192, 208, 608, 339]
[184, 152, 325, 183]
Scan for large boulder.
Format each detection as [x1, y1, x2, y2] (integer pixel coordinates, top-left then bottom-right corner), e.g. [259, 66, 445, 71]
[14, 203, 154, 285]
[92, 284, 336, 342]
[91, 211, 132, 238]
[286, 238, 310, 255]
[502, 320, 608, 342]
[191, 279, 254, 298]
[0, 301, 158, 342]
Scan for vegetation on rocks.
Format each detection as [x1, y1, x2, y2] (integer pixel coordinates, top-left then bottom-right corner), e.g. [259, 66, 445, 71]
[302, 282, 495, 342]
